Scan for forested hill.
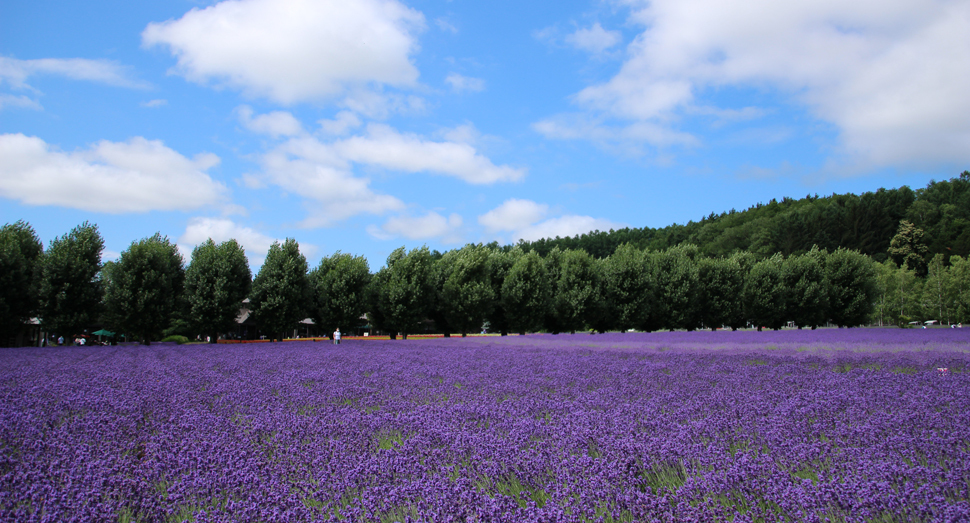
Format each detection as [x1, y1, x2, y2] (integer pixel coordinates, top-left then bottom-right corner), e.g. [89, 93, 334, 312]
[512, 171, 970, 263]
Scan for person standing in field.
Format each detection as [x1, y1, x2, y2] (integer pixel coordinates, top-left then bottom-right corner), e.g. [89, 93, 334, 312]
[334, 328, 341, 345]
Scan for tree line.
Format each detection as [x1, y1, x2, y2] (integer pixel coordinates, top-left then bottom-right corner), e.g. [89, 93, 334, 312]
[3, 173, 969, 346]
[4, 220, 966, 347]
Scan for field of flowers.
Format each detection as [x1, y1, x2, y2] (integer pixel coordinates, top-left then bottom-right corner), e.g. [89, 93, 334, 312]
[2, 329, 969, 522]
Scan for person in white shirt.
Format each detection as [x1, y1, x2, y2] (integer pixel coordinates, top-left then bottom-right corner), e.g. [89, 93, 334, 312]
[334, 328, 341, 345]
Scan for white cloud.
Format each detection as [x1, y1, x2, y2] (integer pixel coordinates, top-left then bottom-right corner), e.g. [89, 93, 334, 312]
[237, 105, 304, 137]
[367, 212, 463, 241]
[478, 198, 622, 242]
[556, 0, 970, 169]
[515, 215, 622, 242]
[445, 73, 485, 93]
[179, 217, 277, 269]
[0, 56, 147, 89]
[259, 137, 406, 227]
[533, 113, 698, 150]
[438, 123, 481, 145]
[565, 23, 622, 54]
[142, 0, 425, 105]
[318, 111, 362, 136]
[478, 198, 549, 232]
[435, 17, 459, 34]
[338, 88, 426, 119]
[335, 124, 525, 184]
[252, 122, 522, 227]
[0, 134, 226, 213]
[0, 93, 42, 111]
[141, 99, 168, 108]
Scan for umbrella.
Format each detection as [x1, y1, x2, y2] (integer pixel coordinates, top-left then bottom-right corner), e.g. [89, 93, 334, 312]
[92, 329, 114, 344]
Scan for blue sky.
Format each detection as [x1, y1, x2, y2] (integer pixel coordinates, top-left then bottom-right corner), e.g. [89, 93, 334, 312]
[3, 0, 968, 271]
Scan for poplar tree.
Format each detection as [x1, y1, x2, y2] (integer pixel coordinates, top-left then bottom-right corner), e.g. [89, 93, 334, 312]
[39, 222, 104, 338]
[104, 233, 184, 345]
[696, 256, 745, 331]
[184, 239, 252, 342]
[601, 244, 653, 332]
[371, 246, 434, 339]
[485, 247, 520, 336]
[743, 253, 788, 331]
[442, 244, 494, 337]
[826, 248, 878, 327]
[0, 221, 43, 346]
[250, 239, 310, 341]
[784, 248, 829, 329]
[310, 252, 371, 338]
[502, 251, 550, 335]
[549, 248, 602, 333]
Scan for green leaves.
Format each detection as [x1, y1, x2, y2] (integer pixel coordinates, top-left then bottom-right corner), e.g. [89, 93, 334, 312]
[441, 244, 495, 336]
[502, 251, 549, 335]
[310, 252, 371, 337]
[783, 247, 829, 329]
[696, 255, 744, 331]
[826, 248, 878, 328]
[888, 220, 929, 276]
[742, 253, 788, 331]
[185, 239, 252, 342]
[369, 246, 434, 339]
[39, 222, 104, 337]
[549, 248, 602, 333]
[251, 239, 310, 341]
[602, 243, 653, 332]
[0, 221, 43, 345]
[103, 233, 184, 344]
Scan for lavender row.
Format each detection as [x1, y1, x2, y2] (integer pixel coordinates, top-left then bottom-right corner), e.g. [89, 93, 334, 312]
[2, 330, 969, 522]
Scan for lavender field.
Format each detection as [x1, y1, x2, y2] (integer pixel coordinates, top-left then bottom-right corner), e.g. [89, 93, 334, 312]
[2, 330, 970, 522]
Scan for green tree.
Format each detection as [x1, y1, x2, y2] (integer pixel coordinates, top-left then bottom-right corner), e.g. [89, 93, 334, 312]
[950, 255, 970, 323]
[549, 248, 602, 333]
[826, 248, 878, 327]
[653, 245, 701, 331]
[250, 239, 311, 341]
[880, 260, 920, 327]
[310, 252, 371, 338]
[104, 233, 185, 345]
[39, 222, 104, 338]
[184, 239, 252, 343]
[485, 247, 521, 336]
[922, 253, 955, 324]
[783, 248, 829, 329]
[0, 221, 44, 346]
[442, 244, 495, 337]
[429, 250, 456, 337]
[601, 244, 654, 332]
[888, 220, 929, 276]
[371, 246, 434, 339]
[542, 247, 566, 333]
[502, 251, 550, 335]
[872, 259, 895, 327]
[696, 256, 745, 331]
[742, 253, 788, 331]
